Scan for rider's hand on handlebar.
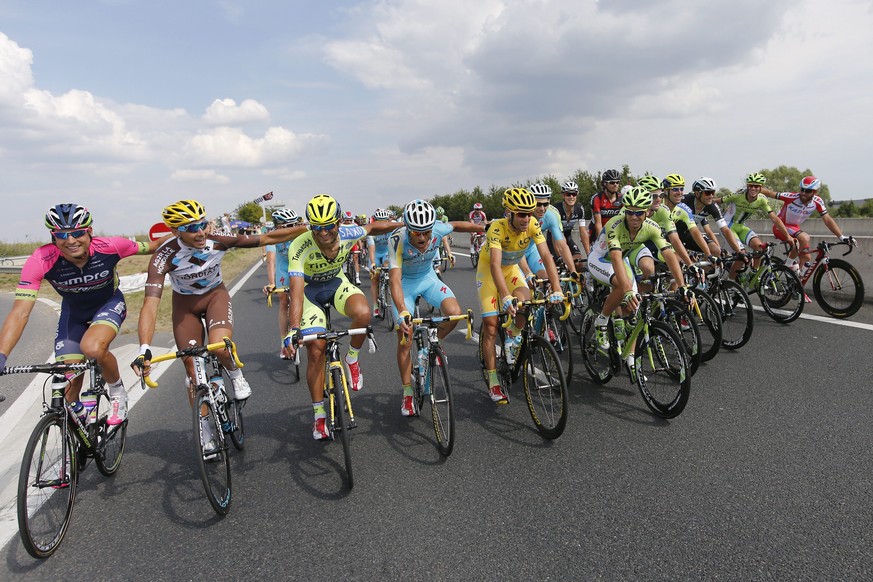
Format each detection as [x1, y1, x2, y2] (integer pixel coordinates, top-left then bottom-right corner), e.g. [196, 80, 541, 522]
[130, 345, 153, 377]
[397, 310, 412, 336]
[283, 328, 301, 359]
[548, 291, 564, 304]
[502, 295, 517, 318]
[262, 283, 275, 296]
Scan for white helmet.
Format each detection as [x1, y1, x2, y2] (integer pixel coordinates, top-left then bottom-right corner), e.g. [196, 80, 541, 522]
[403, 199, 436, 231]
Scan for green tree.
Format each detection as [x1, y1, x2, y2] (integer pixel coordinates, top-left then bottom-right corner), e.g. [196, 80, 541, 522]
[859, 199, 873, 217]
[834, 200, 858, 218]
[235, 201, 265, 225]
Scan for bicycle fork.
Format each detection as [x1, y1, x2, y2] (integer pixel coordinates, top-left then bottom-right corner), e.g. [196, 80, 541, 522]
[327, 359, 357, 431]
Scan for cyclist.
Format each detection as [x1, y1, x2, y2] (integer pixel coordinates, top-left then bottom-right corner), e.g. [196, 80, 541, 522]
[367, 208, 397, 317]
[716, 173, 794, 278]
[587, 187, 691, 364]
[389, 200, 484, 416]
[661, 173, 713, 260]
[527, 183, 580, 279]
[478, 188, 564, 404]
[762, 175, 853, 269]
[340, 211, 362, 285]
[262, 208, 305, 358]
[133, 200, 308, 451]
[0, 204, 167, 425]
[589, 169, 624, 244]
[281, 195, 398, 440]
[555, 180, 591, 263]
[468, 202, 488, 256]
[680, 177, 746, 258]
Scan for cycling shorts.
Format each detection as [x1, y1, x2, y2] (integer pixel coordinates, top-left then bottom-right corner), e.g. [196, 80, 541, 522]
[54, 288, 127, 362]
[587, 255, 638, 293]
[300, 274, 364, 335]
[171, 284, 234, 349]
[774, 223, 802, 241]
[729, 223, 759, 246]
[476, 264, 525, 318]
[390, 270, 456, 324]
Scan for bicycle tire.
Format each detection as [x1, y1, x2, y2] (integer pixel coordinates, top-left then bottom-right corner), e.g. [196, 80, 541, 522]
[18, 413, 77, 559]
[413, 331, 427, 413]
[662, 299, 702, 377]
[471, 249, 479, 268]
[477, 320, 511, 392]
[760, 264, 805, 324]
[228, 399, 245, 450]
[633, 321, 691, 419]
[193, 391, 232, 515]
[566, 288, 587, 336]
[691, 288, 723, 362]
[94, 391, 127, 476]
[546, 308, 574, 382]
[331, 367, 354, 489]
[580, 312, 614, 385]
[713, 279, 754, 350]
[522, 334, 568, 439]
[386, 300, 395, 330]
[428, 346, 455, 456]
[812, 258, 865, 319]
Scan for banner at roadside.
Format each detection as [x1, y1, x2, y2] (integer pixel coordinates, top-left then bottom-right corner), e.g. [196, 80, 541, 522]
[253, 191, 274, 204]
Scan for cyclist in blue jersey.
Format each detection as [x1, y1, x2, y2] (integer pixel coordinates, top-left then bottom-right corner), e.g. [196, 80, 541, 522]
[367, 208, 395, 317]
[388, 200, 484, 416]
[524, 183, 581, 280]
[262, 208, 304, 358]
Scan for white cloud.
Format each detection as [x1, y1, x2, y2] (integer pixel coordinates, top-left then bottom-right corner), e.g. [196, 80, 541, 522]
[184, 126, 326, 167]
[170, 169, 231, 184]
[202, 98, 270, 125]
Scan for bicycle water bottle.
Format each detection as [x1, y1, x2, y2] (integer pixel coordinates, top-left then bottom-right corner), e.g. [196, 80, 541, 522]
[211, 376, 231, 432]
[71, 400, 86, 424]
[80, 390, 98, 425]
[614, 318, 626, 342]
[417, 348, 427, 375]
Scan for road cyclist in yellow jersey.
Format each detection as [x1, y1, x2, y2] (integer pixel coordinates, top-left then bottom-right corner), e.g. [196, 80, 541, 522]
[281, 195, 400, 440]
[477, 188, 564, 404]
[587, 186, 692, 371]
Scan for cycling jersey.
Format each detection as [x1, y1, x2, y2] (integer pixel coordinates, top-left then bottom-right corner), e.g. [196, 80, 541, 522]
[367, 228, 393, 265]
[588, 193, 622, 231]
[289, 226, 367, 283]
[648, 206, 678, 237]
[17, 237, 148, 307]
[775, 191, 828, 226]
[680, 193, 728, 229]
[265, 240, 293, 287]
[146, 234, 261, 295]
[721, 191, 774, 226]
[588, 214, 671, 262]
[479, 218, 545, 269]
[556, 201, 587, 237]
[535, 206, 566, 268]
[468, 210, 488, 225]
[388, 221, 454, 278]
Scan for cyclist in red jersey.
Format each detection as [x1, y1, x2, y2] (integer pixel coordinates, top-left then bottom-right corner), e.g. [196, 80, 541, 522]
[589, 169, 624, 245]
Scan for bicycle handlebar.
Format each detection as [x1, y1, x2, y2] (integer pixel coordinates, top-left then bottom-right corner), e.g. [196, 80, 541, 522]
[1, 361, 91, 376]
[266, 286, 291, 308]
[500, 297, 571, 328]
[296, 325, 378, 354]
[138, 337, 244, 389]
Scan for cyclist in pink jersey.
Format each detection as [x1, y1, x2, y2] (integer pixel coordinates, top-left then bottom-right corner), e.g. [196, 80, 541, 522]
[762, 175, 852, 268]
[0, 204, 167, 424]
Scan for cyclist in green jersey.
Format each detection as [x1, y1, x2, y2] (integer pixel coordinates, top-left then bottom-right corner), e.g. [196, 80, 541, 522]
[661, 174, 714, 261]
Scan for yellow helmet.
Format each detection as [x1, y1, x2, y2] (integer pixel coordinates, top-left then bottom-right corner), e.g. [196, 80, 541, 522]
[162, 199, 206, 228]
[502, 188, 536, 213]
[306, 194, 341, 226]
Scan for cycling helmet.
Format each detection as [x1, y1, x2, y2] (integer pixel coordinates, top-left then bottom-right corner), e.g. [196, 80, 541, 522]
[342, 210, 354, 223]
[661, 173, 686, 190]
[620, 185, 633, 197]
[692, 177, 718, 193]
[264, 221, 275, 229]
[306, 194, 341, 226]
[473, 202, 483, 210]
[272, 208, 302, 225]
[502, 188, 537, 213]
[746, 172, 767, 185]
[162, 199, 206, 228]
[602, 169, 621, 184]
[561, 180, 579, 194]
[435, 206, 445, 216]
[373, 208, 391, 220]
[45, 204, 93, 230]
[528, 183, 553, 199]
[355, 213, 367, 225]
[637, 175, 662, 193]
[800, 175, 821, 190]
[622, 186, 654, 209]
[403, 199, 437, 231]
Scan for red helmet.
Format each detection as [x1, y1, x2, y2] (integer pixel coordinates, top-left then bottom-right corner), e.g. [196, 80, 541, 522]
[473, 203, 483, 210]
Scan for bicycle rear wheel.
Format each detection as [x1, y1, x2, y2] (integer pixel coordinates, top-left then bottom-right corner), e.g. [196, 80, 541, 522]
[193, 391, 232, 515]
[812, 258, 864, 319]
[427, 346, 455, 456]
[331, 367, 354, 489]
[692, 289, 723, 362]
[522, 335, 568, 439]
[713, 280, 754, 350]
[760, 264, 805, 323]
[18, 413, 77, 559]
[94, 392, 127, 476]
[663, 300, 702, 377]
[580, 312, 614, 385]
[633, 321, 690, 419]
[228, 399, 246, 450]
[545, 307, 574, 382]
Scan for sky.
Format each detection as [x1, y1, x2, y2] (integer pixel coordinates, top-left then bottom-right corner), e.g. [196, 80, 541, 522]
[1, 0, 872, 242]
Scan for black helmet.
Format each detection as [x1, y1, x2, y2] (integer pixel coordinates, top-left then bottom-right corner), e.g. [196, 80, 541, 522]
[602, 169, 621, 184]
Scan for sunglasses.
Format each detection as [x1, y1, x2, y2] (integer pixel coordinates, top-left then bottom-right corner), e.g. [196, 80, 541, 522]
[176, 221, 209, 233]
[800, 188, 817, 194]
[409, 229, 432, 237]
[52, 228, 91, 239]
[669, 187, 684, 192]
[536, 202, 550, 207]
[625, 209, 647, 217]
[605, 180, 620, 185]
[311, 223, 337, 232]
[515, 212, 533, 218]
[563, 192, 577, 197]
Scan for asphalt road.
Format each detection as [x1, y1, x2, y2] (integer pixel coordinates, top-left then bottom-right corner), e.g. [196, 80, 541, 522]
[1, 255, 872, 580]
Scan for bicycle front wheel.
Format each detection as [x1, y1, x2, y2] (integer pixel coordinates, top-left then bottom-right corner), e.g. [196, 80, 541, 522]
[94, 391, 127, 476]
[663, 300, 702, 377]
[634, 321, 691, 419]
[522, 334, 568, 439]
[331, 367, 354, 489]
[580, 312, 614, 385]
[812, 258, 864, 319]
[692, 289, 723, 362]
[546, 308, 574, 382]
[18, 413, 77, 559]
[760, 264, 805, 324]
[228, 399, 246, 450]
[193, 392, 232, 515]
[428, 346, 455, 456]
[713, 280, 754, 350]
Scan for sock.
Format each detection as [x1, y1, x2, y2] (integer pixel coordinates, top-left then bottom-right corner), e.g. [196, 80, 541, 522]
[487, 369, 499, 387]
[312, 400, 326, 419]
[595, 313, 609, 326]
[345, 347, 360, 364]
[108, 379, 125, 397]
[226, 367, 242, 379]
[403, 384, 413, 397]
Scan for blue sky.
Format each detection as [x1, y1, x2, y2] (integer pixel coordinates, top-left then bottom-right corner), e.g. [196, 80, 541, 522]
[1, 0, 872, 242]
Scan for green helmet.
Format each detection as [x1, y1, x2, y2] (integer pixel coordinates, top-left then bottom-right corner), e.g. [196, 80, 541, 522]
[435, 206, 445, 216]
[637, 175, 662, 193]
[661, 173, 686, 190]
[746, 172, 766, 185]
[622, 186, 653, 209]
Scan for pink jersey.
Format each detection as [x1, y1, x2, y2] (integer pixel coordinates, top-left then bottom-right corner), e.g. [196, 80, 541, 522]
[775, 192, 828, 226]
[468, 210, 487, 225]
